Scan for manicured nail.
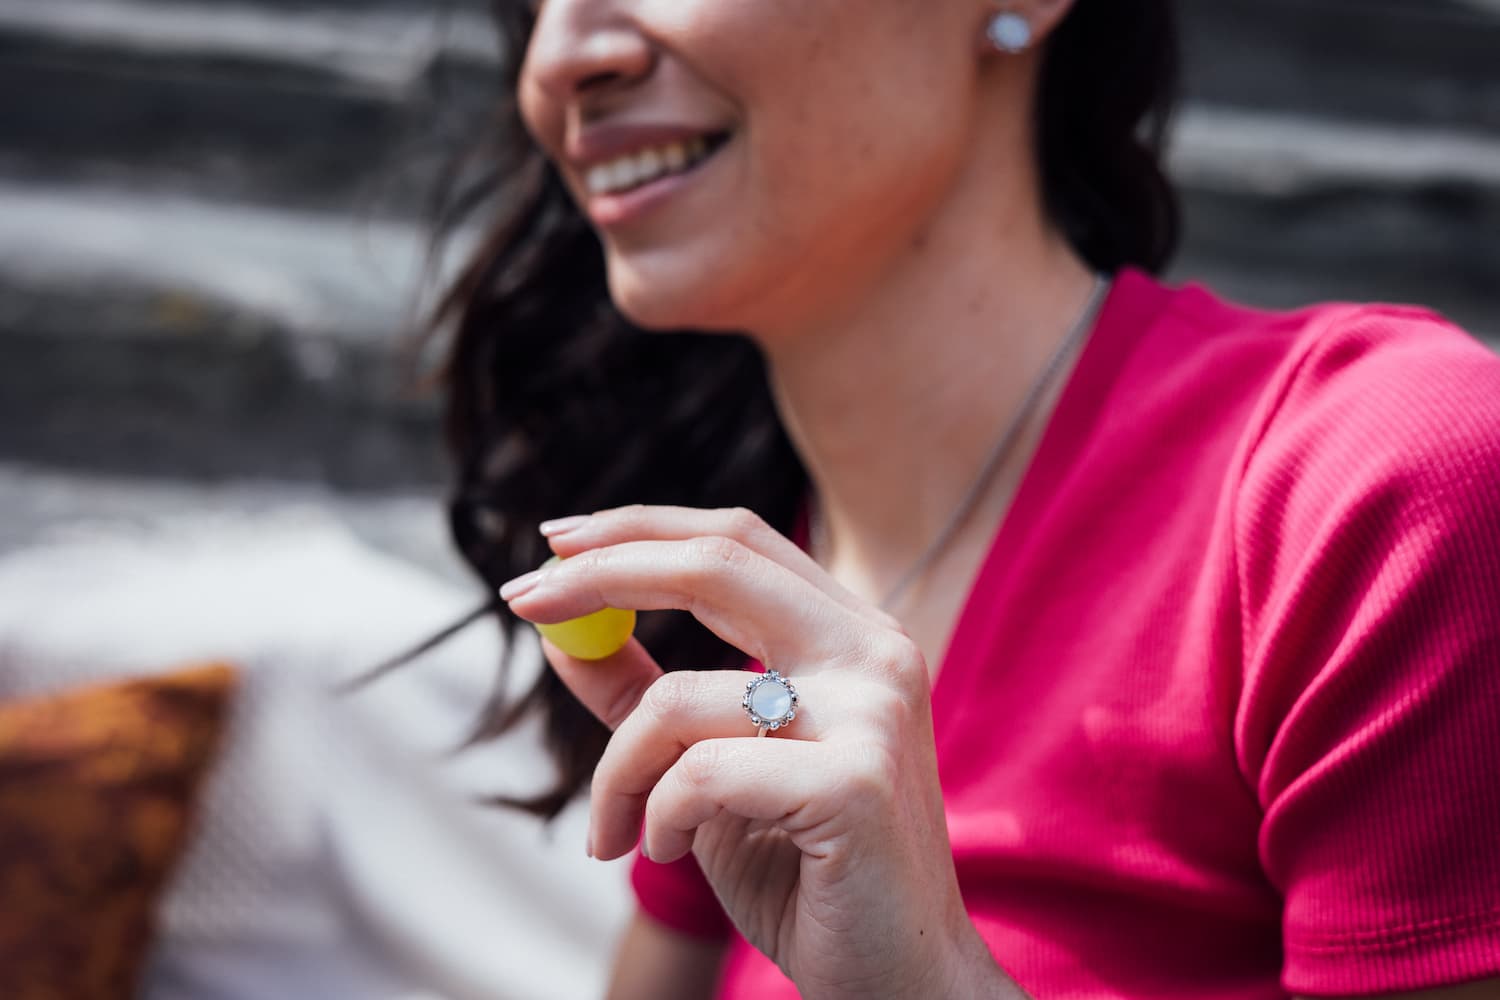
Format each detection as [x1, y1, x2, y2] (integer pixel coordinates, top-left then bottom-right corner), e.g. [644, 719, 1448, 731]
[540, 515, 590, 537]
[499, 568, 547, 601]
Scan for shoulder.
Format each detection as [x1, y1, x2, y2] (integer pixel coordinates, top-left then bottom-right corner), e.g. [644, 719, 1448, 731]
[1116, 270, 1500, 514]
[1234, 302, 1500, 542]
[1106, 274, 1500, 657]
[1095, 273, 1413, 437]
[1099, 274, 1500, 486]
[1250, 302, 1500, 458]
[1224, 300, 1500, 667]
[1118, 269, 1497, 389]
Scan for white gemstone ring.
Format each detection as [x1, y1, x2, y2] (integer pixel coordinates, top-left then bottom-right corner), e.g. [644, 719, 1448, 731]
[743, 669, 798, 737]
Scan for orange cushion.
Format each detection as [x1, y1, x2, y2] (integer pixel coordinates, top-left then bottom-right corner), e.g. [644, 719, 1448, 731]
[0, 664, 237, 1000]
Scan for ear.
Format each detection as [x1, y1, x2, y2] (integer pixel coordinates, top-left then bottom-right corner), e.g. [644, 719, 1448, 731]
[976, 0, 1079, 55]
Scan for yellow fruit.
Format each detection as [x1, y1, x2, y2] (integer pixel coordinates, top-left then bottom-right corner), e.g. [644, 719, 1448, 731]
[533, 556, 636, 660]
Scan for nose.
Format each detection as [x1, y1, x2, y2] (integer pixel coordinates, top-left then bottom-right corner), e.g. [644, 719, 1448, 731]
[523, 0, 655, 109]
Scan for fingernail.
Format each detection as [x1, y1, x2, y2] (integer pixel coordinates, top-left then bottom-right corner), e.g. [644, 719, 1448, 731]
[499, 568, 547, 601]
[585, 832, 594, 860]
[639, 840, 651, 863]
[540, 515, 590, 537]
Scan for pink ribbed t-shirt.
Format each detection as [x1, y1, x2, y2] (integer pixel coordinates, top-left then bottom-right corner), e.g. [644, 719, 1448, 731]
[630, 270, 1500, 998]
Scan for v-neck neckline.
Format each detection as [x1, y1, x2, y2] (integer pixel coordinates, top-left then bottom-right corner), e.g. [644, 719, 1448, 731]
[924, 269, 1170, 750]
[785, 271, 1170, 749]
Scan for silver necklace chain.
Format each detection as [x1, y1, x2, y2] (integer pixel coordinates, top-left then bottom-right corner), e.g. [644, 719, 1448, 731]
[810, 273, 1111, 612]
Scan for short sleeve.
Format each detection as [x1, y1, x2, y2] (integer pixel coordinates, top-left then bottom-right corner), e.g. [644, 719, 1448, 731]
[630, 849, 733, 940]
[1232, 308, 1500, 995]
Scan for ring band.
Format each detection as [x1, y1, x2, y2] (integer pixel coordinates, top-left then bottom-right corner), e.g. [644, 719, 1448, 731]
[743, 669, 798, 737]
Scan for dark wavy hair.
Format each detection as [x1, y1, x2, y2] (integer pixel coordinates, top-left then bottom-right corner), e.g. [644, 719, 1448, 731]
[411, 0, 1179, 818]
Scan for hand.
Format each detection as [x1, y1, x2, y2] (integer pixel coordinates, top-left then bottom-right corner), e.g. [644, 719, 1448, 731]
[500, 505, 1021, 1000]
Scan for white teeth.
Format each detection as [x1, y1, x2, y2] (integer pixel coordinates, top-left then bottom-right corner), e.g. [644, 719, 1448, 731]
[609, 160, 635, 191]
[584, 136, 720, 196]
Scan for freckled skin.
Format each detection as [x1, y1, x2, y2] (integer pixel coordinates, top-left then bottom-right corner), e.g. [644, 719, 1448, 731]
[510, 5, 1087, 996]
[519, 0, 985, 338]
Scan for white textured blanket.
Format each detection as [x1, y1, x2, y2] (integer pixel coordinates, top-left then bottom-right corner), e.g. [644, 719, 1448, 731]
[0, 497, 631, 1000]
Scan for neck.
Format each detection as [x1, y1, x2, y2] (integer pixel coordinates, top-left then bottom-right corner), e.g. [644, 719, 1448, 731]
[754, 99, 1098, 609]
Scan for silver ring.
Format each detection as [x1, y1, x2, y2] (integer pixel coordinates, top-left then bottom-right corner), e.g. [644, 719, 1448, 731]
[743, 669, 798, 737]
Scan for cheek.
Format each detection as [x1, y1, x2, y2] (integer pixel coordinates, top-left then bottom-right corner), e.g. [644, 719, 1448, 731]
[604, 0, 976, 330]
[731, 38, 973, 287]
[775, 11, 971, 192]
[766, 85, 964, 217]
[605, 115, 969, 335]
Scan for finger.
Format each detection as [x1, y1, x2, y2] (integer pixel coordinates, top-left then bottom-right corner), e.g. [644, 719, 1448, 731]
[545, 505, 902, 632]
[641, 736, 846, 864]
[590, 669, 839, 859]
[538, 635, 661, 731]
[507, 537, 886, 674]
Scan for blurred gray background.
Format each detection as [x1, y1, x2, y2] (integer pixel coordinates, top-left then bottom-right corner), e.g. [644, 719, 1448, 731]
[1, 0, 1498, 556]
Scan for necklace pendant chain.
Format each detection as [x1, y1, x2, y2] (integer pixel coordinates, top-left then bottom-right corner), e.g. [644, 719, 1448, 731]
[811, 273, 1112, 613]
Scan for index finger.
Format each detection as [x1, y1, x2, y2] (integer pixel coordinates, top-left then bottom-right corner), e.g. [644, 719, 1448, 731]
[544, 505, 902, 632]
[509, 536, 878, 675]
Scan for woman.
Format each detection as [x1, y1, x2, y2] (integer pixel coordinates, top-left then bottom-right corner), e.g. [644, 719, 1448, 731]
[431, 0, 1500, 996]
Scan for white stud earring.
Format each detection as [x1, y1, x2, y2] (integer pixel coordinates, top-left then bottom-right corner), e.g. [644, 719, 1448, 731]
[986, 11, 1033, 54]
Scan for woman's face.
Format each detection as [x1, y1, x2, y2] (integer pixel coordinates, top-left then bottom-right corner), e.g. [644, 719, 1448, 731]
[519, 0, 990, 335]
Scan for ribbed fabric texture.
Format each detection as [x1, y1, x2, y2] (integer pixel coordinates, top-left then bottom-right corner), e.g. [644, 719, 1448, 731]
[631, 270, 1500, 999]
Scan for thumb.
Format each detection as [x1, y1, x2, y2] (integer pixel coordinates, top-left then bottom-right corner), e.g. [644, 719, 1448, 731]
[538, 635, 663, 732]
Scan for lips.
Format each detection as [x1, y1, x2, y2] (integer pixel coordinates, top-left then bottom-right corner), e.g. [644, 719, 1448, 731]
[564, 122, 734, 225]
[566, 121, 729, 168]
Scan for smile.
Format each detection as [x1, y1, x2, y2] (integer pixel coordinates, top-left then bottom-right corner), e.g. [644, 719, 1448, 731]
[583, 132, 731, 198]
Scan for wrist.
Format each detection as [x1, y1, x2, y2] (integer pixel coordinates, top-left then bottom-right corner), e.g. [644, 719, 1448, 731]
[933, 917, 1029, 1000]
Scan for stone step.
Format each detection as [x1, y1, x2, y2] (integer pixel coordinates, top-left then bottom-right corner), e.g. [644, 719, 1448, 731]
[0, 180, 442, 344]
[3, 0, 1497, 218]
[0, 462, 458, 584]
[2, 1, 1496, 488]
[0, 160, 1493, 491]
[1180, 0, 1500, 131]
[1172, 0, 1500, 339]
[0, 306, 448, 489]
[0, 180, 455, 487]
[0, 0, 497, 216]
[1168, 107, 1500, 343]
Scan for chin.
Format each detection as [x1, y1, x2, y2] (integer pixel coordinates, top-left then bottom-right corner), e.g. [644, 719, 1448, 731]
[604, 252, 755, 334]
